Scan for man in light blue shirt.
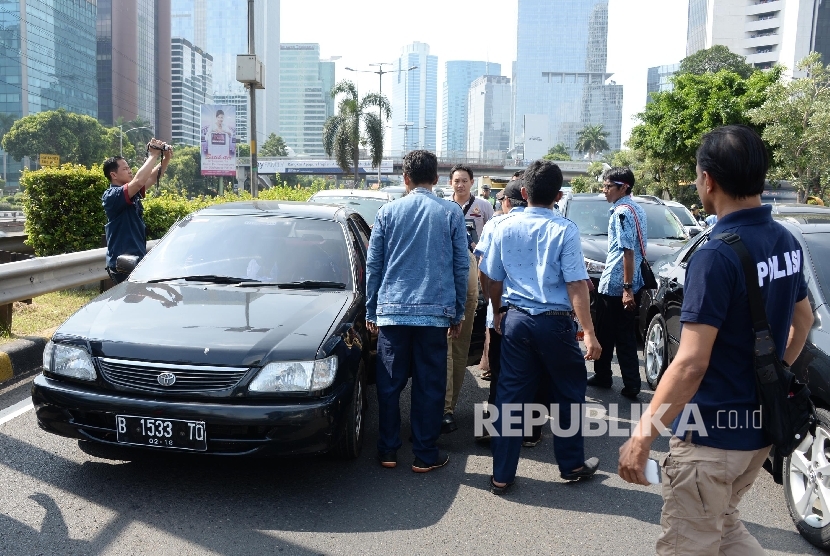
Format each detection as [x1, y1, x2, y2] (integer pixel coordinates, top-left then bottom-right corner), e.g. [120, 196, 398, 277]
[479, 160, 602, 493]
[590, 167, 647, 400]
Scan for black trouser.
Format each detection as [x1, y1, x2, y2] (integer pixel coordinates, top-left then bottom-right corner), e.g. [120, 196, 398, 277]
[592, 292, 642, 391]
[487, 327, 502, 406]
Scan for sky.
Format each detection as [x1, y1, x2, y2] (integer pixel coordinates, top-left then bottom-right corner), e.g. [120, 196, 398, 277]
[279, 0, 690, 150]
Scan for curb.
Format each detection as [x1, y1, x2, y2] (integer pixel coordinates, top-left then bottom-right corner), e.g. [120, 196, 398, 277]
[0, 336, 48, 385]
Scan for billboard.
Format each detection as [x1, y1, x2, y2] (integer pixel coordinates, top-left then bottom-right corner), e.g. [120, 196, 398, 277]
[523, 114, 549, 161]
[258, 159, 393, 175]
[200, 104, 237, 176]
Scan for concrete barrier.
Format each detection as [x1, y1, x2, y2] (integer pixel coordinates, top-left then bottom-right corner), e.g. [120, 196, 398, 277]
[0, 335, 48, 384]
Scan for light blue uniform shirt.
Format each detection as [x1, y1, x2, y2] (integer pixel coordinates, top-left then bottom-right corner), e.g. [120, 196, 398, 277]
[479, 207, 588, 315]
[476, 207, 525, 327]
[598, 197, 647, 296]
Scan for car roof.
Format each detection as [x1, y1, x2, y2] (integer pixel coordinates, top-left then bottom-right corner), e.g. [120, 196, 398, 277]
[380, 185, 405, 191]
[196, 200, 353, 221]
[770, 203, 830, 214]
[664, 200, 687, 208]
[774, 208, 830, 234]
[310, 189, 392, 201]
[568, 193, 663, 205]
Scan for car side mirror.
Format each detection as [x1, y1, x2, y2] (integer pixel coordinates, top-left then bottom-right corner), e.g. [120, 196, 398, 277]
[115, 254, 140, 274]
[689, 228, 700, 237]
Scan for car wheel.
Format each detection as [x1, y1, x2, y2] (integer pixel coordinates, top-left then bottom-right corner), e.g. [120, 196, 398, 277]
[784, 407, 830, 549]
[644, 313, 668, 390]
[334, 361, 367, 460]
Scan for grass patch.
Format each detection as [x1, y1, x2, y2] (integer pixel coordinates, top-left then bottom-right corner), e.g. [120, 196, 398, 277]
[1, 288, 100, 339]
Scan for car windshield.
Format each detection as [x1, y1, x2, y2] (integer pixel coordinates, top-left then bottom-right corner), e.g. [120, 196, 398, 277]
[130, 215, 353, 289]
[669, 205, 697, 226]
[566, 199, 688, 240]
[307, 196, 386, 225]
[802, 233, 830, 304]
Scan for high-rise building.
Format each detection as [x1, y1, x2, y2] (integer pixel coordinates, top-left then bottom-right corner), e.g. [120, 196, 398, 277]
[279, 44, 333, 156]
[467, 76, 512, 160]
[686, 0, 821, 73]
[0, 0, 98, 188]
[171, 0, 280, 141]
[96, 0, 172, 140]
[646, 63, 680, 103]
[442, 61, 501, 157]
[512, 0, 623, 158]
[171, 38, 212, 146]
[390, 42, 438, 154]
[816, 0, 830, 63]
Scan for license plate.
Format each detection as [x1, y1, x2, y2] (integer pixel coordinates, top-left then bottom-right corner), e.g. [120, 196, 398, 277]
[116, 415, 207, 451]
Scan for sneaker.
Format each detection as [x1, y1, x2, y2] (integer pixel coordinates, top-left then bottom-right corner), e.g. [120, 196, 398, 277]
[560, 457, 600, 481]
[412, 451, 449, 473]
[522, 435, 542, 448]
[378, 451, 397, 468]
[620, 387, 640, 400]
[587, 375, 612, 388]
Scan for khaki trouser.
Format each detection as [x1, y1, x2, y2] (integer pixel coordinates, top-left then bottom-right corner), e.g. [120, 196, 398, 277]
[656, 435, 771, 556]
[445, 250, 479, 414]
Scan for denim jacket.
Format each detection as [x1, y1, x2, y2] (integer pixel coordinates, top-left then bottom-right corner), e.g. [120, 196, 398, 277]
[366, 188, 469, 325]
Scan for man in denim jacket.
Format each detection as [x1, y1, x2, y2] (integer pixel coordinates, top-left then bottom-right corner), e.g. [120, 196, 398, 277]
[366, 150, 469, 473]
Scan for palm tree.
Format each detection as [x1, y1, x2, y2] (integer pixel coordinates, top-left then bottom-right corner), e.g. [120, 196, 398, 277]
[323, 80, 390, 187]
[575, 124, 610, 160]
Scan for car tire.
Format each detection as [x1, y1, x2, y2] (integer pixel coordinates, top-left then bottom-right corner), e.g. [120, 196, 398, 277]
[784, 407, 830, 549]
[334, 360, 367, 460]
[644, 313, 668, 390]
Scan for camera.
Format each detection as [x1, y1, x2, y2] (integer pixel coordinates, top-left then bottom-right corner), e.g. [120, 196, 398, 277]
[147, 139, 172, 152]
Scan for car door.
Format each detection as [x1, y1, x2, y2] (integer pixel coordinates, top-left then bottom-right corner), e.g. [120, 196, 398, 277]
[664, 232, 709, 359]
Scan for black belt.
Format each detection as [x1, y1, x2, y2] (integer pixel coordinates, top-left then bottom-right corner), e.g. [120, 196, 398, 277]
[508, 305, 573, 317]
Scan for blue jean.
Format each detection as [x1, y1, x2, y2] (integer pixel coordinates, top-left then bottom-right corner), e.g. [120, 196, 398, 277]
[491, 310, 587, 483]
[376, 325, 448, 464]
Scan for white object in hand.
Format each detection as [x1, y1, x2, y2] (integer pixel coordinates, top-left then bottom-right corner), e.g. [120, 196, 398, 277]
[645, 458, 661, 485]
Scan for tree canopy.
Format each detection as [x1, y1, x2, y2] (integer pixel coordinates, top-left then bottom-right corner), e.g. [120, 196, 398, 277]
[543, 143, 572, 161]
[260, 133, 288, 157]
[575, 124, 610, 160]
[679, 45, 755, 79]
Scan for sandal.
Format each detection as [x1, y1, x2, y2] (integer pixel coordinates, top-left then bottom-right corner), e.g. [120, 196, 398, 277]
[481, 370, 492, 381]
[490, 475, 514, 495]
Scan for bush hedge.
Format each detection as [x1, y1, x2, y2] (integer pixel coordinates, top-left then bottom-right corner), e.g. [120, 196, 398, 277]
[21, 164, 109, 256]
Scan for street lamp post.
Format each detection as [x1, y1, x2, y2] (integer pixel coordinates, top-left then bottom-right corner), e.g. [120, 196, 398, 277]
[119, 125, 153, 158]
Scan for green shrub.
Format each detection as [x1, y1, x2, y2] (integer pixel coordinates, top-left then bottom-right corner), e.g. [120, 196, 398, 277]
[21, 164, 108, 256]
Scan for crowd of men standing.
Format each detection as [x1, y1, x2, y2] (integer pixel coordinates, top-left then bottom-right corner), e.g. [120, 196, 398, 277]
[364, 125, 813, 555]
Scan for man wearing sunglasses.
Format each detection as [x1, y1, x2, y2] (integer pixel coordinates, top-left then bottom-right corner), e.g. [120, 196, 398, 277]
[587, 167, 647, 400]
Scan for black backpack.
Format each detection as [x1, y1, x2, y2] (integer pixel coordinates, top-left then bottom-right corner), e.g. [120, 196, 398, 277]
[713, 233, 815, 456]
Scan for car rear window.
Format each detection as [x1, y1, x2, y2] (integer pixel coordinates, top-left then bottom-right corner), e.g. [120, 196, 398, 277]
[669, 205, 696, 226]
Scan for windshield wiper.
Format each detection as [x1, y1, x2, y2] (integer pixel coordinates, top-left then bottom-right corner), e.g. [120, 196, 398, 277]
[146, 275, 247, 284]
[266, 280, 347, 290]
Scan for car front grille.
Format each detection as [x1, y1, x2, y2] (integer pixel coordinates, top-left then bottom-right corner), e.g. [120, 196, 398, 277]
[97, 358, 250, 393]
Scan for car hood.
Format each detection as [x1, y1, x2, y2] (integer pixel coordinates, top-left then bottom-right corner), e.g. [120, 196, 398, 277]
[53, 282, 352, 367]
[580, 235, 689, 265]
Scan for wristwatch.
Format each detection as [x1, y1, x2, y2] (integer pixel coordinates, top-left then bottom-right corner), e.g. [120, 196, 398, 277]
[622, 282, 633, 291]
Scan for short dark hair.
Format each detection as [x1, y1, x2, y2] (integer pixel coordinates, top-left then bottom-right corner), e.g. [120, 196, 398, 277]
[103, 156, 126, 181]
[602, 167, 635, 194]
[216, 109, 224, 117]
[449, 164, 473, 182]
[523, 160, 563, 206]
[511, 170, 524, 179]
[696, 125, 768, 198]
[403, 150, 438, 186]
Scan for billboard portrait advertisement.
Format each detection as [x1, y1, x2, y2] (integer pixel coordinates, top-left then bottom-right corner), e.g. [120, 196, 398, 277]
[201, 104, 236, 176]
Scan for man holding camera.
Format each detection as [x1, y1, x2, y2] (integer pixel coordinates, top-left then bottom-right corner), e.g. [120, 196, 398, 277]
[102, 139, 172, 284]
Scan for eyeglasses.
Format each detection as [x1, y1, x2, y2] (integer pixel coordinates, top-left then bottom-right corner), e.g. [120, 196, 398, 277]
[602, 180, 628, 191]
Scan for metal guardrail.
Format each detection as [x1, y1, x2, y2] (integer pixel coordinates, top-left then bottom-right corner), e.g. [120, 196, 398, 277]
[0, 232, 32, 255]
[0, 241, 158, 306]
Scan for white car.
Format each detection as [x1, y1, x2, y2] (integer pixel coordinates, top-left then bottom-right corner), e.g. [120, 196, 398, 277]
[307, 189, 393, 227]
[664, 200, 704, 237]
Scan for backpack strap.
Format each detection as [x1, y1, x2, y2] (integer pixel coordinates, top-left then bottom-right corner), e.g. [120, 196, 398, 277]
[618, 203, 647, 259]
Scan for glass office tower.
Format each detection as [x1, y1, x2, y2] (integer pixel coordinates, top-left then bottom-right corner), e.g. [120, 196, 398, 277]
[513, 0, 622, 158]
[279, 44, 330, 156]
[442, 61, 501, 157]
[390, 42, 438, 155]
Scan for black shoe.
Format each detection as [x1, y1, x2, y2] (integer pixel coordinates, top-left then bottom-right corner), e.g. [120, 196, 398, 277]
[475, 431, 492, 445]
[522, 435, 542, 448]
[490, 475, 514, 495]
[587, 375, 612, 388]
[620, 387, 640, 400]
[561, 457, 600, 481]
[378, 450, 397, 468]
[441, 413, 458, 434]
[412, 451, 449, 473]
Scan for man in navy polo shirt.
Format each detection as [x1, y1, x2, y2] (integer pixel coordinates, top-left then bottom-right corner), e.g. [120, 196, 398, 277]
[618, 125, 814, 554]
[102, 140, 172, 284]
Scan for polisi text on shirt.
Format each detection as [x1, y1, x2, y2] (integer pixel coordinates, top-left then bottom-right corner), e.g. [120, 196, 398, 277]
[757, 249, 801, 287]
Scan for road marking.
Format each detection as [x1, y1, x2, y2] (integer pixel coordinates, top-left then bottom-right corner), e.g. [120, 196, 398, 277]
[0, 398, 33, 426]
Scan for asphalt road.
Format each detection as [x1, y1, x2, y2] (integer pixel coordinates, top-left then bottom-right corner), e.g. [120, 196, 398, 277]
[0, 363, 822, 556]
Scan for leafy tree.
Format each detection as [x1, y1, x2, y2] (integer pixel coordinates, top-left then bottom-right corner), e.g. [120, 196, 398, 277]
[2, 109, 110, 167]
[628, 67, 781, 199]
[575, 124, 610, 160]
[679, 45, 755, 79]
[569, 175, 599, 193]
[0, 113, 16, 142]
[543, 143, 572, 161]
[104, 127, 136, 162]
[157, 146, 201, 197]
[260, 133, 288, 157]
[749, 53, 830, 202]
[323, 80, 390, 185]
[237, 142, 250, 157]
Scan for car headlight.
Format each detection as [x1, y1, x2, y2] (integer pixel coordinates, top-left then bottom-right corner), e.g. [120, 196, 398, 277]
[44, 341, 97, 381]
[584, 258, 606, 273]
[249, 355, 338, 392]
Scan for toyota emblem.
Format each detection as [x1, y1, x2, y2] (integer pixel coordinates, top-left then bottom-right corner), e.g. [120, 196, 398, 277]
[157, 372, 176, 387]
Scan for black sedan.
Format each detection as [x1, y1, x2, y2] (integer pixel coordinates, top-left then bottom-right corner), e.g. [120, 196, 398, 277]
[32, 202, 374, 459]
[562, 194, 689, 286]
[638, 206, 830, 549]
